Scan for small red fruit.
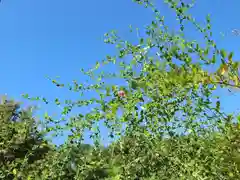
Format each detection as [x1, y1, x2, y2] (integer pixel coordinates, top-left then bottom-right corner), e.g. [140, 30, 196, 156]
[118, 90, 126, 97]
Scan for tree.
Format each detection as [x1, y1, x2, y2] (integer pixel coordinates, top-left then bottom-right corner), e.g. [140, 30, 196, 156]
[22, 0, 240, 179]
[0, 97, 52, 179]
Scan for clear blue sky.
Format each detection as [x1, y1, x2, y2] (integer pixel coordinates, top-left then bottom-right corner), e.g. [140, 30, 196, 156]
[0, 0, 240, 145]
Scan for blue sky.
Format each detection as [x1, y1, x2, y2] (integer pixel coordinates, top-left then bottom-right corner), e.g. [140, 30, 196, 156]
[0, 0, 240, 145]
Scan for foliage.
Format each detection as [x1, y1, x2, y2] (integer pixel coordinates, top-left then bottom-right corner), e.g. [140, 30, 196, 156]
[3, 0, 240, 179]
[0, 97, 52, 179]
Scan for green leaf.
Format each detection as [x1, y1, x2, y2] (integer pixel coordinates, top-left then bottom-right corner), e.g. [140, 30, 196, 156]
[204, 48, 209, 56]
[95, 62, 100, 69]
[206, 14, 211, 23]
[55, 98, 60, 105]
[212, 54, 216, 63]
[228, 52, 233, 62]
[12, 169, 17, 175]
[42, 97, 48, 104]
[220, 49, 227, 59]
[130, 80, 138, 90]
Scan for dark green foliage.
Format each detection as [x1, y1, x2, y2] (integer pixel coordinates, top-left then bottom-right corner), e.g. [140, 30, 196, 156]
[2, 97, 240, 179]
[0, 98, 51, 179]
